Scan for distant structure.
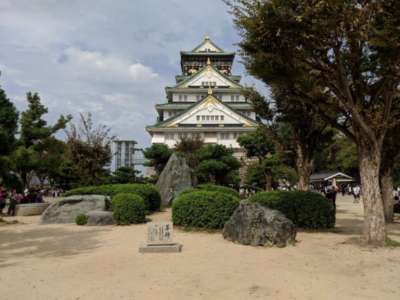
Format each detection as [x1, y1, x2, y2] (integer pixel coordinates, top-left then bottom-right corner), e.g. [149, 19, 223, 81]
[110, 140, 139, 172]
[146, 35, 258, 157]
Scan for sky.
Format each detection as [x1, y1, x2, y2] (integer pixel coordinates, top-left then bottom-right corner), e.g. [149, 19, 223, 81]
[0, 0, 268, 148]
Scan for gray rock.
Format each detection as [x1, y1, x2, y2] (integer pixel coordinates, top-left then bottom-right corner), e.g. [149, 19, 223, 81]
[86, 210, 116, 226]
[223, 200, 296, 247]
[41, 195, 111, 224]
[156, 153, 193, 207]
[16, 203, 50, 216]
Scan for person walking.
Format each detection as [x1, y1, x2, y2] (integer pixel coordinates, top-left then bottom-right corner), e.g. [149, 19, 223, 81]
[353, 185, 361, 203]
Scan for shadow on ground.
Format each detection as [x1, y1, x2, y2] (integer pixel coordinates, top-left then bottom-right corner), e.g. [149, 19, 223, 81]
[0, 227, 109, 268]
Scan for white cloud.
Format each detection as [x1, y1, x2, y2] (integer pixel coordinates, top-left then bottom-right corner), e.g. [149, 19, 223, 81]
[61, 47, 158, 83]
[0, 0, 267, 148]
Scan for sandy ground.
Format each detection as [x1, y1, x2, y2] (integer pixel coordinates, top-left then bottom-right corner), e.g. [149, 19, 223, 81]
[0, 196, 400, 300]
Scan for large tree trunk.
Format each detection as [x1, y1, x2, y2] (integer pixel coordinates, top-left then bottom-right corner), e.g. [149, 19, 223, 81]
[295, 142, 313, 191]
[380, 166, 394, 223]
[358, 145, 386, 246]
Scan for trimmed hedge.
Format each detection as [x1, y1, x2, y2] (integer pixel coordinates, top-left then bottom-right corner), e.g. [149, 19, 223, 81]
[180, 184, 239, 199]
[75, 214, 88, 226]
[64, 184, 161, 213]
[248, 191, 335, 229]
[112, 193, 146, 225]
[172, 190, 239, 229]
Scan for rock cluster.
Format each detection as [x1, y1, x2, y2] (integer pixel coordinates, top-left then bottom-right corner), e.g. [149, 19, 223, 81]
[86, 211, 116, 226]
[41, 195, 111, 224]
[223, 200, 296, 247]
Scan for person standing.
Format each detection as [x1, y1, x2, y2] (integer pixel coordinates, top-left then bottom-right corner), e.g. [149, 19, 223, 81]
[7, 189, 22, 216]
[0, 187, 6, 214]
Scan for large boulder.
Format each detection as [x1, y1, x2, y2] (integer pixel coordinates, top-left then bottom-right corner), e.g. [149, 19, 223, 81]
[156, 153, 192, 207]
[223, 200, 296, 247]
[41, 195, 110, 224]
[86, 211, 116, 226]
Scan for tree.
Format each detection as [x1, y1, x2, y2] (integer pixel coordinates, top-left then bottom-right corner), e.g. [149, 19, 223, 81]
[227, 0, 400, 246]
[0, 84, 18, 182]
[65, 113, 113, 186]
[238, 127, 277, 190]
[111, 167, 139, 184]
[16, 92, 71, 187]
[246, 88, 334, 190]
[195, 144, 241, 187]
[143, 144, 172, 175]
[314, 133, 358, 179]
[380, 125, 400, 222]
[20, 92, 70, 148]
[175, 136, 204, 169]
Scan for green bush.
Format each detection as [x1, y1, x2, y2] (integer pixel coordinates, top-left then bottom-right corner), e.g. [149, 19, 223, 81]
[180, 184, 239, 199]
[172, 190, 239, 229]
[75, 214, 88, 226]
[64, 184, 161, 213]
[112, 193, 146, 225]
[248, 191, 335, 229]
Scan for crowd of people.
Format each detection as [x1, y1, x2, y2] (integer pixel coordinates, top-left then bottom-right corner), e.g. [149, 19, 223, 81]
[0, 187, 63, 216]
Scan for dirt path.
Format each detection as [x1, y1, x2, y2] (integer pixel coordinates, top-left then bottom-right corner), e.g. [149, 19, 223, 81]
[0, 196, 399, 300]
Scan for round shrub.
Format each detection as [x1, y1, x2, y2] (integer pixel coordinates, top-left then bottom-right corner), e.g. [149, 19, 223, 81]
[75, 214, 88, 226]
[248, 191, 335, 229]
[172, 191, 239, 229]
[112, 193, 146, 225]
[64, 184, 161, 213]
[180, 184, 239, 199]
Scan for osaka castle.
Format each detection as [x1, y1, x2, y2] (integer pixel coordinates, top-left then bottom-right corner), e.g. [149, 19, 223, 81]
[146, 36, 258, 156]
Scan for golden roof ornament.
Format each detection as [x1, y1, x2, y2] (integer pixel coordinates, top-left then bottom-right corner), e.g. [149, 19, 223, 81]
[204, 34, 209, 40]
[207, 57, 211, 66]
[208, 86, 213, 95]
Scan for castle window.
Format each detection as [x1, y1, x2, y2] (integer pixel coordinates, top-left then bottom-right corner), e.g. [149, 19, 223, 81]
[197, 116, 200, 121]
[220, 115, 224, 121]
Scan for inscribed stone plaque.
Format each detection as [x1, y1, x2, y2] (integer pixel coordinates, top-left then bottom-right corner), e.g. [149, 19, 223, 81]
[147, 222, 173, 245]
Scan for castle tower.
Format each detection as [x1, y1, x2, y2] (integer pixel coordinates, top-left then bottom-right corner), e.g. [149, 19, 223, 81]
[146, 36, 257, 155]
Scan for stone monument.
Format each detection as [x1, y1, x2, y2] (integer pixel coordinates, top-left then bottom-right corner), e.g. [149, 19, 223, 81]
[139, 221, 182, 253]
[156, 153, 192, 207]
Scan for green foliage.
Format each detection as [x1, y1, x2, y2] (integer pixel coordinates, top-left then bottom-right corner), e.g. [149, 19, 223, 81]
[20, 92, 71, 148]
[194, 144, 241, 187]
[65, 113, 112, 187]
[314, 134, 358, 179]
[75, 214, 88, 226]
[238, 127, 274, 160]
[110, 167, 139, 184]
[172, 190, 239, 229]
[181, 184, 239, 198]
[11, 92, 71, 188]
[64, 184, 161, 212]
[244, 162, 265, 190]
[248, 191, 335, 229]
[175, 136, 204, 169]
[0, 86, 18, 156]
[112, 193, 146, 225]
[143, 144, 172, 175]
[238, 127, 285, 190]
